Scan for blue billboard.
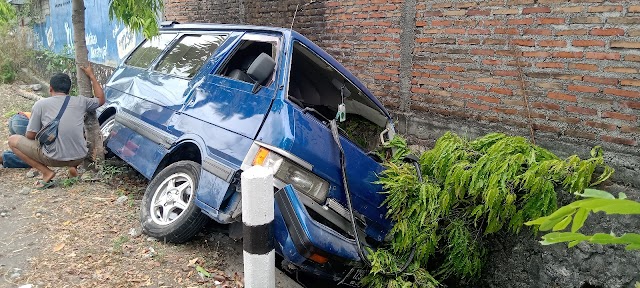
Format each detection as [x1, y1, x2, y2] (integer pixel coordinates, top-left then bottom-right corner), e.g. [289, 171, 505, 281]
[32, 0, 143, 67]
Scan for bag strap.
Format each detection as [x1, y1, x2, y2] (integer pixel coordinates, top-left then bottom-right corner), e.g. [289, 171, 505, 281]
[53, 96, 70, 122]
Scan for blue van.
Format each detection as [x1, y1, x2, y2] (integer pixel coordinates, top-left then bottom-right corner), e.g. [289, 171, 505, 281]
[98, 22, 396, 284]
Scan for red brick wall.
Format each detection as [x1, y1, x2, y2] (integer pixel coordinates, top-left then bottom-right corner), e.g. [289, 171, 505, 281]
[321, 1, 404, 108]
[164, 0, 640, 186]
[163, 0, 326, 40]
[411, 1, 639, 147]
[164, 0, 243, 24]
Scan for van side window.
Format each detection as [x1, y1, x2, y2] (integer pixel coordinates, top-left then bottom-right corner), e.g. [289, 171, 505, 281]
[155, 34, 227, 78]
[125, 34, 177, 68]
[217, 40, 277, 86]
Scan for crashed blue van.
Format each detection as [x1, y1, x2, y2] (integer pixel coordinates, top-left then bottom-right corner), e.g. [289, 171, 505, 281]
[98, 22, 396, 284]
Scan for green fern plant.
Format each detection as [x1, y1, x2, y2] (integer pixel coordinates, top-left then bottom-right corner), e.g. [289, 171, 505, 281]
[526, 188, 640, 250]
[364, 132, 613, 287]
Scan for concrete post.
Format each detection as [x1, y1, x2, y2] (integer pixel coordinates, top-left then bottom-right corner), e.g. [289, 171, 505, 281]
[241, 165, 275, 288]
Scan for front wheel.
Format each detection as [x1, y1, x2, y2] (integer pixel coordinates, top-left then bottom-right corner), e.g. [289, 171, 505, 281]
[99, 115, 116, 158]
[140, 160, 209, 243]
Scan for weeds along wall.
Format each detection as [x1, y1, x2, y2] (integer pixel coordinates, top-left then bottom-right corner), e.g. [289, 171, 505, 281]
[164, 0, 640, 188]
[28, 50, 115, 91]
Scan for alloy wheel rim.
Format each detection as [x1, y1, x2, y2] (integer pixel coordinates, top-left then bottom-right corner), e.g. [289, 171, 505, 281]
[149, 172, 194, 226]
[100, 118, 115, 140]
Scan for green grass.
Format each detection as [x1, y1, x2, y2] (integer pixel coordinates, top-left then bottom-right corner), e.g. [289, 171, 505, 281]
[112, 235, 129, 254]
[3, 109, 16, 117]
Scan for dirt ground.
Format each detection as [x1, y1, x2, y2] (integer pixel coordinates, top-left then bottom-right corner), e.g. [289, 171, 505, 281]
[0, 84, 303, 288]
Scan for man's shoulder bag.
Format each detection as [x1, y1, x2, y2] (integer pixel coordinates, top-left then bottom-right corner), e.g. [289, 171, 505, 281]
[36, 96, 70, 146]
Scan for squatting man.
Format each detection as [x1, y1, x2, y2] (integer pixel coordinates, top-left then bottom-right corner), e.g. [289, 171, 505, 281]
[0, 65, 105, 189]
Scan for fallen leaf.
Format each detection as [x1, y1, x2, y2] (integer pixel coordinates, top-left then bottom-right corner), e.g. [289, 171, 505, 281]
[63, 221, 72, 226]
[213, 274, 226, 282]
[234, 272, 244, 288]
[196, 265, 211, 278]
[53, 243, 65, 252]
[187, 257, 199, 267]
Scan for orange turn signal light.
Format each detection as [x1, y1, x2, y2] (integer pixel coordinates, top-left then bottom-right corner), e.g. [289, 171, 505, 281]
[309, 253, 329, 264]
[252, 147, 270, 166]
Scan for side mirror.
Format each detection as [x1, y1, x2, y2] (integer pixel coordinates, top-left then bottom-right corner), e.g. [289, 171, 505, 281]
[247, 53, 276, 94]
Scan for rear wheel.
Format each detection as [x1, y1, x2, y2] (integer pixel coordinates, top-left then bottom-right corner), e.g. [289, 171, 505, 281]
[140, 160, 209, 243]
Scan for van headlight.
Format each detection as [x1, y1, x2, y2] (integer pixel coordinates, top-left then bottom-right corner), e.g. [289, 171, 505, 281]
[252, 147, 329, 203]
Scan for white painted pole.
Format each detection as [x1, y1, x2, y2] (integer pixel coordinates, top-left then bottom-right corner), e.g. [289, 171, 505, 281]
[241, 165, 275, 288]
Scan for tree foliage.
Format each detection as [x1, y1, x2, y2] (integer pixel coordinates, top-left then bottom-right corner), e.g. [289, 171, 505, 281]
[0, 1, 26, 85]
[0, 0, 15, 27]
[526, 188, 640, 251]
[363, 132, 613, 287]
[108, 0, 163, 39]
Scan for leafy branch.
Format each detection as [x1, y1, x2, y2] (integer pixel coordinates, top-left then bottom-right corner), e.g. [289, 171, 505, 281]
[364, 132, 613, 287]
[108, 0, 163, 39]
[526, 188, 640, 251]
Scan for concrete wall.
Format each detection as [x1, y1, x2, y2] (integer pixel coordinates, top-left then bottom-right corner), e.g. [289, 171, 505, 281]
[482, 196, 640, 288]
[163, 0, 639, 189]
[31, 0, 142, 67]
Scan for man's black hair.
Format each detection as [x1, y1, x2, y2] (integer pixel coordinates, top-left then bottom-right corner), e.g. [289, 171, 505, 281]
[50, 73, 71, 94]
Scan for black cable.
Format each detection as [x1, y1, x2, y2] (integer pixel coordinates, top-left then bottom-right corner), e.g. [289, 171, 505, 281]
[330, 119, 372, 267]
[396, 243, 417, 276]
[412, 162, 423, 183]
[330, 119, 419, 276]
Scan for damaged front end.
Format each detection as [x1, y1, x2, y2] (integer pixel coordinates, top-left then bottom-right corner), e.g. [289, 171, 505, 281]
[275, 184, 371, 285]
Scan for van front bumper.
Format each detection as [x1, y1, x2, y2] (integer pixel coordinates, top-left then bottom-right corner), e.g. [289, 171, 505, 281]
[274, 185, 365, 280]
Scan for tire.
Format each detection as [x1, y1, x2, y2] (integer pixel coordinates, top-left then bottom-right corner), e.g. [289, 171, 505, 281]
[140, 160, 209, 243]
[99, 114, 116, 158]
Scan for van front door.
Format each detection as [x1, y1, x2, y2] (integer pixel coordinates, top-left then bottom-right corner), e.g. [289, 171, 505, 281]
[179, 34, 282, 142]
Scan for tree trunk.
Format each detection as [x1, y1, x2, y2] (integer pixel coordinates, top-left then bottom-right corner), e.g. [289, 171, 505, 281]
[72, 0, 104, 171]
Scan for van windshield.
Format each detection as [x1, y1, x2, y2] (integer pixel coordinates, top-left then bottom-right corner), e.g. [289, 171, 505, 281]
[288, 42, 388, 151]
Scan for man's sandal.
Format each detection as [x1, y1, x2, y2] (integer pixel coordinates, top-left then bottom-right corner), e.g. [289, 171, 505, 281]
[34, 180, 57, 190]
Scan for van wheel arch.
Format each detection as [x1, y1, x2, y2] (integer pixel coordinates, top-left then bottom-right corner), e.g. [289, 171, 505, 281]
[154, 141, 203, 178]
[98, 107, 117, 124]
